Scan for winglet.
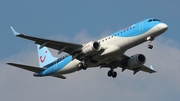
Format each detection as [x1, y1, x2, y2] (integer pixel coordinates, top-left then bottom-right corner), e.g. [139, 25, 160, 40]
[10, 26, 21, 36]
[150, 65, 154, 70]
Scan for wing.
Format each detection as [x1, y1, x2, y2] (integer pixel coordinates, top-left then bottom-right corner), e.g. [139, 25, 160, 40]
[101, 54, 156, 74]
[7, 62, 45, 73]
[123, 55, 156, 73]
[121, 55, 156, 74]
[140, 65, 156, 73]
[10, 27, 83, 55]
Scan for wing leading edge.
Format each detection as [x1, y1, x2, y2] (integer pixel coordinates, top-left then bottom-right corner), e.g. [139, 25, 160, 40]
[10, 26, 83, 56]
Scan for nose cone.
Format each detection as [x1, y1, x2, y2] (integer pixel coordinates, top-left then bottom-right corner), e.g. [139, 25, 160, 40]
[158, 23, 168, 32]
[161, 23, 168, 31]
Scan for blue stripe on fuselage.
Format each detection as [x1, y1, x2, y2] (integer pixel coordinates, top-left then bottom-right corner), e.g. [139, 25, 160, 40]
[36, 55, 72, 76]
[110, 18, 162, 37]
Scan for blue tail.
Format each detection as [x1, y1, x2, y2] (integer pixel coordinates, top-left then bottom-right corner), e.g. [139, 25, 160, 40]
[37, 45, 57, 67]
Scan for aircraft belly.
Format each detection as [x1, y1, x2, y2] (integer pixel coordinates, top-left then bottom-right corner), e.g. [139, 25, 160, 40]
[58, 59, 81, 74]
[87, 52, 123, 67]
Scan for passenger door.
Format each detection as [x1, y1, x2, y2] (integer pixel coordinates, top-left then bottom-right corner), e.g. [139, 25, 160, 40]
[139, 21, 144, 31]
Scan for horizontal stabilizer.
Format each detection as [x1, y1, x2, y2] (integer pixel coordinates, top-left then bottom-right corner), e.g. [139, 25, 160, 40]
[7, 62, 45, 73]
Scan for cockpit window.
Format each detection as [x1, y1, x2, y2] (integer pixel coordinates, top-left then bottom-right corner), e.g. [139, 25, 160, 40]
[148, 19, 153, 22]
[153, 19, 161, 21]
[148, 19, 161, 22]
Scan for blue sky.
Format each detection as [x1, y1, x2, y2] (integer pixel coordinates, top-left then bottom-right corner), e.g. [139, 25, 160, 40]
[0, 1, 180, 101]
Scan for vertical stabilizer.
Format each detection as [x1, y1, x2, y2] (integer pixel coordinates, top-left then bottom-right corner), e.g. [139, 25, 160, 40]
[37, 45, 57, 67]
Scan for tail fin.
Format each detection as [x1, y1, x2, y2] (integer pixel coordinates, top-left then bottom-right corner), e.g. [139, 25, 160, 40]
[37, 45, 57, 67]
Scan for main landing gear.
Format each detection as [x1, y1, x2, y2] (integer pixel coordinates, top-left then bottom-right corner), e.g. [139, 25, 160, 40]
[107, 70, 117, 78]
[107, 64, 118, 78]
[77, 61, 87, 70]
[146, 36, 154, 49]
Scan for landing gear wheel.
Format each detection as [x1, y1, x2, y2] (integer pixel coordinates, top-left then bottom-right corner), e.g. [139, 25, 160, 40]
[148, 44, 153, 49]
[108, 70, 112, 77]
[112, 71, 117, 78]
[107, 70, 117, 78]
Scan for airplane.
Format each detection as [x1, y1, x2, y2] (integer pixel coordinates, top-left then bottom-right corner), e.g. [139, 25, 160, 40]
[7, 18, 168, 79]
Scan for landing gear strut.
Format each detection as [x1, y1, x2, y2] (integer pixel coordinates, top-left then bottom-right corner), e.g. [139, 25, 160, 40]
[146, 36, 154, 49]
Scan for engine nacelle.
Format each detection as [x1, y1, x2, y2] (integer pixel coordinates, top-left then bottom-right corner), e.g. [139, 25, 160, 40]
[128, 54, 146, 69]
[82, 41, 101, 56]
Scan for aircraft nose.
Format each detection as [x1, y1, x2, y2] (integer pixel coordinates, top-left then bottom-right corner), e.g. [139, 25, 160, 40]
[161, 23, 168, 30]
[158, 23, 168, 32]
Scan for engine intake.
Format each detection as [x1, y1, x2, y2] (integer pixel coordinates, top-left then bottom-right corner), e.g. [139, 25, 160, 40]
[128, 54, 146, 69]
[82, 41, 101, 56]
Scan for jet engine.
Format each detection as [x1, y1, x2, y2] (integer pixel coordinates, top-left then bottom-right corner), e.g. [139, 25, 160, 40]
[82, 41, 101, 56]
[128, 54, 146, 69]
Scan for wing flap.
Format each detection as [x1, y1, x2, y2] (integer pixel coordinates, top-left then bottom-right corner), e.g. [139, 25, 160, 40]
[7, 63, 45, 73]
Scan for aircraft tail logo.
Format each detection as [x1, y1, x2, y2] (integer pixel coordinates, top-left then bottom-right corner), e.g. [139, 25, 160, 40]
[37, 45, 57, 67]
[39, 51, 47, 63]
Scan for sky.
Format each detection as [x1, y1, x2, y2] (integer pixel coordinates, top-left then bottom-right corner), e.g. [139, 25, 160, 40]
[0, 0, 180, 101]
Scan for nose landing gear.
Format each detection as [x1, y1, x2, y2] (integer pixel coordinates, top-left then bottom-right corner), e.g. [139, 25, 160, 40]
[146, 36, 154, 49]
[148, 44, 153, 49]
